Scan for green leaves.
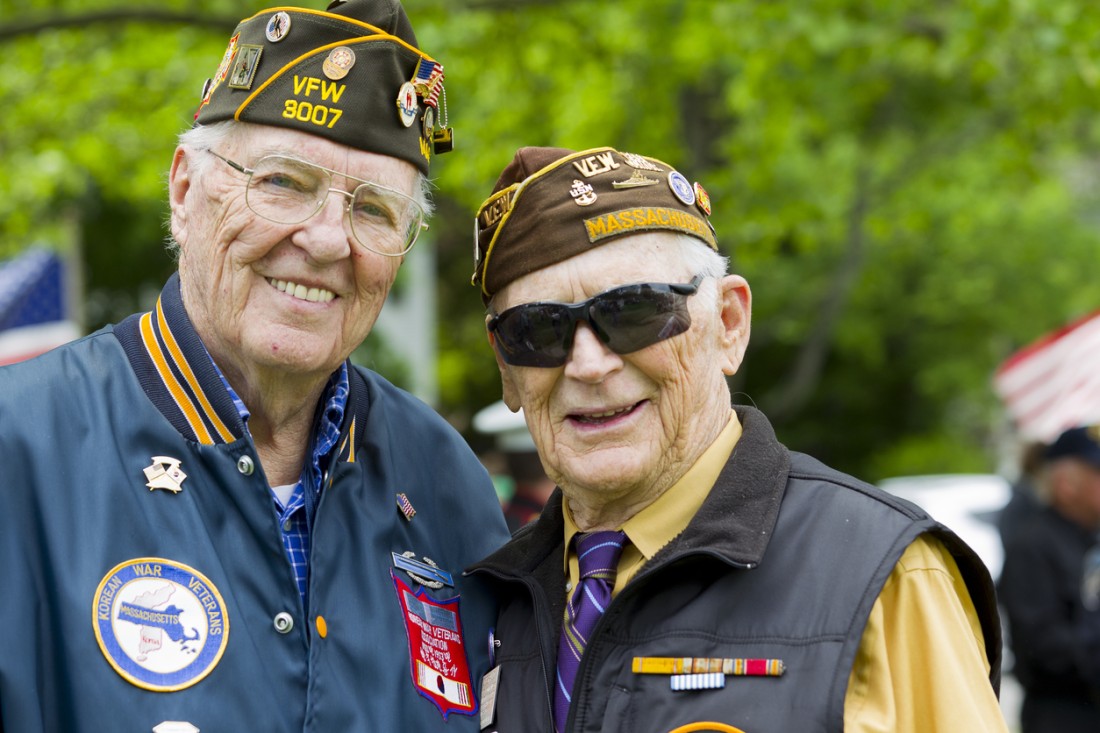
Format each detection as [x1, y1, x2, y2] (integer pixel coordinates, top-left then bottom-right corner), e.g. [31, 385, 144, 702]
[3, 0, 1098, 478]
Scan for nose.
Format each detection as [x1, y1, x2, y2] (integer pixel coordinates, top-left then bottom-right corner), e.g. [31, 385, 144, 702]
[564, 323, 623, 382]
[290, 190, 353, 262]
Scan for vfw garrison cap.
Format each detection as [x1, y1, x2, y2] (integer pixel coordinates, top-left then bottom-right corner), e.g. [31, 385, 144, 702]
[472, 146, 718, 303]
[193, 0, 452, 175]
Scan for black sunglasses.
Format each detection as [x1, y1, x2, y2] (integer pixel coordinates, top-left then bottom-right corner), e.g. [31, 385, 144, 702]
[488, 275, 705, 367]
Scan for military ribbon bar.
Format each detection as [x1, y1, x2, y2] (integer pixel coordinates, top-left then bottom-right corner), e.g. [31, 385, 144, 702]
[632, 657, 785, 677]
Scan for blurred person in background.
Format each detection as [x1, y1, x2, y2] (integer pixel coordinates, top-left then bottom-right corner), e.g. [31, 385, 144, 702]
[0, 1, 508, 730]
[998, 439, 1048, 548]
[465, 145, 1007, 732]
[475, 399, 557, 531]
[999, 425, 1100, 732]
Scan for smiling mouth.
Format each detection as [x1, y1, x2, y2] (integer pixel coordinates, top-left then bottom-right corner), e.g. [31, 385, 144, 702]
[268, 278, 336, 303]
[571, 402, 642, 425]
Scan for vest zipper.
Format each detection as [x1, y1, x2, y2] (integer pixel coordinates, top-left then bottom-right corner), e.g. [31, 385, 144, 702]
[467, 567, 558, 728]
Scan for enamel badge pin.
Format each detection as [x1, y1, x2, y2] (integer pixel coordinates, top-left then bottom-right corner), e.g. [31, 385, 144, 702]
[144, 457, 187, 493]
[569, 179, 597, 206]
[396, 81, 419, 128]
[668, 171, 696, 206]
[265, 11, 291, 43]
[396, 492, 416, 521]
[323, 46, 355, 81]
[392, 551, 453, 589]
[227, 45, 262, 90]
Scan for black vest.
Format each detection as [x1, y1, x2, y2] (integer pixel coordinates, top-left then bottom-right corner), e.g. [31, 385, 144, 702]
[470, 406, 1000, 733]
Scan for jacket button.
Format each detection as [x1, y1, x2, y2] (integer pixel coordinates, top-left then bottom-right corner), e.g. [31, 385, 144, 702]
[273, 612, 294, 634]
[237, 456, 255, 475]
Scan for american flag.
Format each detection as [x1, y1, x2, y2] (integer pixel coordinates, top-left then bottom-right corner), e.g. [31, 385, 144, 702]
[414, 58, 444, 109]
[993, 310, 1100, 442]
[0, 249, 81, 366]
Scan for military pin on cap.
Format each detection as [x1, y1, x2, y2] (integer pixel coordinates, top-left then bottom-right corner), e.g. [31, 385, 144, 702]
[694, 182, 712, 216]
[396, 82, 418, 128]
[422, 106, 436, 140]
[569, 179, 597, 206]
[323, 46, 355, 81]
[265, 11, 291, 42]
[668, 171, 696, 206]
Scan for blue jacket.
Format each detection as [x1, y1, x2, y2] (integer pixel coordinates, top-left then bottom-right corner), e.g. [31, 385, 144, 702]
[0, 274, 510, 732]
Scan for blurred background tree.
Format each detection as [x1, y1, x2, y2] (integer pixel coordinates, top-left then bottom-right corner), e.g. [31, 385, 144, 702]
[3, 0, 1098, 480]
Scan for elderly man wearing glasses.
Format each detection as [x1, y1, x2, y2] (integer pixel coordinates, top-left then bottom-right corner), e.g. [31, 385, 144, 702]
[0, 2, 507, 731]
[467, 146, 1009, 733]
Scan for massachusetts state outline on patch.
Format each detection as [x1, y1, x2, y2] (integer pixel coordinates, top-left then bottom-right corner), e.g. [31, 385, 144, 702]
[93, 557, 229, 692]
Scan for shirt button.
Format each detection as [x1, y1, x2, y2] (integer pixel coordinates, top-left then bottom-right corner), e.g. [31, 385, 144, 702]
[237, 455, 255, 476]
[565, 582, 573, 592]
[282, 519, 292, 531]
[273, 612, 294, 634]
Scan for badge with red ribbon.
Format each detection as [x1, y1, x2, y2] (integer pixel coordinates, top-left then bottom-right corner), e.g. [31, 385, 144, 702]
[392, 572, 477, 718]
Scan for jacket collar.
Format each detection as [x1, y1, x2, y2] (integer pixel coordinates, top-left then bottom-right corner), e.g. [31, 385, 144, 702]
[471, 405, 791, 578]
[113, 273, 249, 445]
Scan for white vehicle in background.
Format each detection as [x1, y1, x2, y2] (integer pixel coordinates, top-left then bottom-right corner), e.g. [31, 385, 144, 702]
[876, 473, 1013, 582]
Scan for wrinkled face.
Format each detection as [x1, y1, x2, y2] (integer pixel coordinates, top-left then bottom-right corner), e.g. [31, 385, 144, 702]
[489, 235, 751, 507]
[168, 125, 416, 384]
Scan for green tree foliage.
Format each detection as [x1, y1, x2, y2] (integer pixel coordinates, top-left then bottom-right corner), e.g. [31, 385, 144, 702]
[3, 0, 1099, 479]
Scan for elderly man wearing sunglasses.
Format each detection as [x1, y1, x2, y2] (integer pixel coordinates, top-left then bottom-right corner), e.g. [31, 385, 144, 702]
[0, 1, 509, 730]
[467, 146, 1009, 733]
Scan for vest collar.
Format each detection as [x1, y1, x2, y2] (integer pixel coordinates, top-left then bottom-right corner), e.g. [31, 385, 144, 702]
[471, 405, 791, 577]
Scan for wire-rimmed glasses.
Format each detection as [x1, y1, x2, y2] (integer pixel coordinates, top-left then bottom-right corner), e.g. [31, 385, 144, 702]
[207, 150, 427, 257]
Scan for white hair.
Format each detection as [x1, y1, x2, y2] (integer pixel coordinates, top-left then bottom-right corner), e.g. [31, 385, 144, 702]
[677, 234, 730, 279]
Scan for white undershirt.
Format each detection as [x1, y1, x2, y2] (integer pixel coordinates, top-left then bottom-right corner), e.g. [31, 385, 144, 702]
[271, 483, 296, 508]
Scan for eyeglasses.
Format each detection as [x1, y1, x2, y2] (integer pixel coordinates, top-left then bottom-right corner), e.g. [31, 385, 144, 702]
[488, 275, 704, 367]
[207, 151, 427, 257]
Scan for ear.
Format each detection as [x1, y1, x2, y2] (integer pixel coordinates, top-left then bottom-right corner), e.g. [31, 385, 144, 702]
[715, 274, 752, 376]
[168, 146, 193, 247]
[486, 317, 523, 411]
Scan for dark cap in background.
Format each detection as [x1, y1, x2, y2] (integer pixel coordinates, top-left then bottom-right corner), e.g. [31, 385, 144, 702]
[194, 0, 452, 174]
[472, 146, 717, 303]
[1045, 425, 1100, 469]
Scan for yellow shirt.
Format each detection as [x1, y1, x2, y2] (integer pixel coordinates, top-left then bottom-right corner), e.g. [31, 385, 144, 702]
[562, 413, 1008, 732]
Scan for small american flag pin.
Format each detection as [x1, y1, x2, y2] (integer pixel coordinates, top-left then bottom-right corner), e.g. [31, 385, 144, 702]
[396, 492, 416, 521]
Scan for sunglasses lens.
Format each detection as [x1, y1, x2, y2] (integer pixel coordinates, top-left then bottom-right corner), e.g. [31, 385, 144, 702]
[491, 277, 700, 368]
[592, 286, 692, 354]
[492, 304, 573, 367]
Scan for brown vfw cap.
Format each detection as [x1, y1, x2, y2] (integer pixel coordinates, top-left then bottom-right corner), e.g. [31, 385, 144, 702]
[472, 146, 717, 304]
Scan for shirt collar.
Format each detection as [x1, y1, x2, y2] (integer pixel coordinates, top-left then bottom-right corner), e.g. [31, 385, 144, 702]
[562, 411, 743, 581]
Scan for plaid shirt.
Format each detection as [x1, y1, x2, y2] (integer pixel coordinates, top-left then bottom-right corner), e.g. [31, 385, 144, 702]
[216, 359, 350, 609]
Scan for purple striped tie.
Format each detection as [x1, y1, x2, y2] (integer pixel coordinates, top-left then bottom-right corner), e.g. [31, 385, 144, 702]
[553, 530, 627, 732]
